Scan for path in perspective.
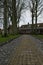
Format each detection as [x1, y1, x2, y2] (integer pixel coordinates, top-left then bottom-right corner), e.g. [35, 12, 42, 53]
[0, 35, 43, 65]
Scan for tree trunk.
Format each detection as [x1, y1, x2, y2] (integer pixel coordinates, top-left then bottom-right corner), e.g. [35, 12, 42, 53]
[35, 0, 37, 34]
[12, 0, 17, 35]
[4, 0, 7, 37]
[31, 10, 34, 34]
[35, 11, 37, 34]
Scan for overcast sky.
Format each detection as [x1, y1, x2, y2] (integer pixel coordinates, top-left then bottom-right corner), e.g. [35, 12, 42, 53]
[19, 0, 43, 26]
[0, 9, 43, 29]
[19, 9, 43, 27]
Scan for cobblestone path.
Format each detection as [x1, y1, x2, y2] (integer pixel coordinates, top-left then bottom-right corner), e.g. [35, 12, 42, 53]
[7, 35, 43, 65]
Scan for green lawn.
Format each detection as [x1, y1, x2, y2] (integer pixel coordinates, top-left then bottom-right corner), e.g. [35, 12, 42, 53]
[0, 34, 20, 46]
[33, 35, 43, 39]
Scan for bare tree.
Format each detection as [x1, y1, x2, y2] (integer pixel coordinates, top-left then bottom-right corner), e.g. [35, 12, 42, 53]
[3, 0, 8, 37]
[28, 0, 43, 34]
[28, 0, 35, 33]
[17, 0, 29, 27]
[12, 0, 17, 35]
[35, 0, 43, 33]
[17, 0, 25, 27]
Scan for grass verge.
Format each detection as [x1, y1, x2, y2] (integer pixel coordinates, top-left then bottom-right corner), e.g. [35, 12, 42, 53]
[0, 34, 20, 46]
[33, 35, 43, 39]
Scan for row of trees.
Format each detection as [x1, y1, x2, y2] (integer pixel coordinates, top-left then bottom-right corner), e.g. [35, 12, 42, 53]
[3, 0, 17, 36]
[1, 0, 27, 36]
[0, 0, 43, 36]
[26, 0, 43, 34]
[0, 0, 22, 36]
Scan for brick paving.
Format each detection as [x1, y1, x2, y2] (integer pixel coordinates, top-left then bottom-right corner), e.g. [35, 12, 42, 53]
[7, 35, 43, 65]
